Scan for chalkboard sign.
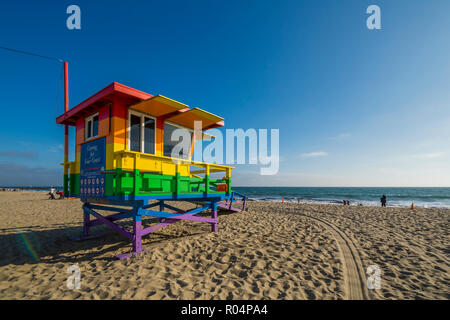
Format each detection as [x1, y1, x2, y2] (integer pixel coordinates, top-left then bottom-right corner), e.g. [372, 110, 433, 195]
[80, 137, 106, 197]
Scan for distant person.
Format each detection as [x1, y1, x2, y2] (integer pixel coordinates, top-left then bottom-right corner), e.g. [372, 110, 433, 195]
[380, 195, 387, 207]
[49, 187, 56, 200]
[343, 200, 347, 205]
[347, 200, 350, 206]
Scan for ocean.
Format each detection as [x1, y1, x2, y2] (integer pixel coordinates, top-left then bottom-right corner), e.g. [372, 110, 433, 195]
[231, 187, 450, 209]
[3, 186, 449, 209]
[0, 186, 63, 192]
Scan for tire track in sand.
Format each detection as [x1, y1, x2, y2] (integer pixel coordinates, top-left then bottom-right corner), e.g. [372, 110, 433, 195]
[298, 213, 370, 300]
[305, 207, 450, 269]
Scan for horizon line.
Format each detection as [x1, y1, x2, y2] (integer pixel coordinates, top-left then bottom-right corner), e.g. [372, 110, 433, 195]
[232, 186, 450, 188]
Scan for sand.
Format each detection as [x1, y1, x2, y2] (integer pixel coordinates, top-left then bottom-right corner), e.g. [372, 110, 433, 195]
[0, 191, 448, 300]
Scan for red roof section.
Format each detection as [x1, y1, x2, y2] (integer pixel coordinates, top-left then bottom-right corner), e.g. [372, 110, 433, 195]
[56, 82, 153, 125]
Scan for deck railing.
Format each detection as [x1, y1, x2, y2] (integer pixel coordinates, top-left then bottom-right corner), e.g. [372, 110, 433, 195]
[62, 151, 235, 197]
[112, 150, 234, 196]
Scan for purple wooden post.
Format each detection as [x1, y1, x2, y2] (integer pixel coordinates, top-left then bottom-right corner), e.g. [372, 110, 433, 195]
[83, 206, 90, 236]
[133, 213, 143, 254]
[211, 202, 218, 232]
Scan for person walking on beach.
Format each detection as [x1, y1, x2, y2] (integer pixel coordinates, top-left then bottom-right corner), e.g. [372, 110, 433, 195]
[49, 187, 56, 200]
[380, 195, 387, 207]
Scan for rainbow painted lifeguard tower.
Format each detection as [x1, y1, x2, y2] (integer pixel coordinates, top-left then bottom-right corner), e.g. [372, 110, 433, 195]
[56, 81, 246, 259]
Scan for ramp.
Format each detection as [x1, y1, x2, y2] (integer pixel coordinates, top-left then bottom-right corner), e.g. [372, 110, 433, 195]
[218, 191, 248, 212]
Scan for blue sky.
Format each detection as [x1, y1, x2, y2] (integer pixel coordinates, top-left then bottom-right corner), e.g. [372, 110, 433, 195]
[0, 0, 449, 187]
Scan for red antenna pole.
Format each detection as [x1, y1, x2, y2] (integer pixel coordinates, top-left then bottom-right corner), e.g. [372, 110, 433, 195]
[64, 61, 69, 112]
[64, 61, 69, 195]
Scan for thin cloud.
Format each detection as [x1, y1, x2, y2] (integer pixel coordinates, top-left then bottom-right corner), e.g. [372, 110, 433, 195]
[301, 151, 328, 158]
[0, 162, 61, 186]
[413, 152, 444, 159]
[49, 144, 64, 153]
[0, 150, 38, 159]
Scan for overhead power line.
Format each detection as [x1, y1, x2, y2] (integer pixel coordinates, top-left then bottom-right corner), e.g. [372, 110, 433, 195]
[0, 45, 66, 115]
[0, 45, 64, 63]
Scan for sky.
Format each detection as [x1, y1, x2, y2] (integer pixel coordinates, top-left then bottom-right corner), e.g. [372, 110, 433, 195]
[0, 0, 449, 187]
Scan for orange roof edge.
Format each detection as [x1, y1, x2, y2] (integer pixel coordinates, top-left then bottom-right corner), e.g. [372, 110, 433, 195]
[55, 83, 225, 129]
[204, 120, 225, 130]
[56, 82, 153, 125]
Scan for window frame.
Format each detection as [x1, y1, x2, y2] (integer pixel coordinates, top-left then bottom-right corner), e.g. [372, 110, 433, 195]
[85, 112, 99, 141]
[128, 109, 157, 154]
[163, 120, 194, 159]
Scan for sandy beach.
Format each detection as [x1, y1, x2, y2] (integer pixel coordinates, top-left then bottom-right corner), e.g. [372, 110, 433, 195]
[0, 191, 448, 300]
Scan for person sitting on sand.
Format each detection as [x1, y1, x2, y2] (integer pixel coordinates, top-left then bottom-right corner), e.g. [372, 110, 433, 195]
[380, 195, 387, 207]
[57, 190, 65, 199]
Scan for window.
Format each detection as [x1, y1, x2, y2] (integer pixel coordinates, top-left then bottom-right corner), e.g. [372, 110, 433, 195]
[163, 122, 193, 159]
[143, 116, 155, 154]
[129, 114, 141, 152]
[85, 113, 99, 140]
[128, 110, 156, 154]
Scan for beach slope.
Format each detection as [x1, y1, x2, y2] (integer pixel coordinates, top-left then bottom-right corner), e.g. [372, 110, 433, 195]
[0, 192, 448, 299]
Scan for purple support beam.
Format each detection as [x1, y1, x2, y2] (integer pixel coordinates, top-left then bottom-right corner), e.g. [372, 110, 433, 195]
[140, 211, 216, 223]
[116, 211, 146, 260]
[133, 215, 142, 253]
[88, 211, 132, 227]
[71, 196, 234, 260]
[83, 205, 133, 240]
[141, 220, 173, 236]
[141, 205, 211, 236]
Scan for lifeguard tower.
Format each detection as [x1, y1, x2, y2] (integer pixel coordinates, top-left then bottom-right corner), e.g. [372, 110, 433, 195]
[56, 82, 247, 259]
